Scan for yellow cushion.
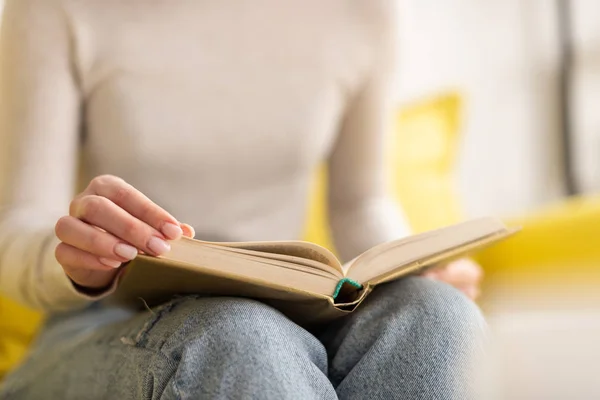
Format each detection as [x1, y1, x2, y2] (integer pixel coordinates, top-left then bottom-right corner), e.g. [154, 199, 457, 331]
[476, 195, 600, 277]
[0, 297, 43, 380]
[388, 93, 464, 232]
[303, 92, 464, 248]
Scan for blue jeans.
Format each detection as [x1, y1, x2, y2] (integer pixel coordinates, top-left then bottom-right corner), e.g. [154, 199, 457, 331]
[0, 277, 484, 399]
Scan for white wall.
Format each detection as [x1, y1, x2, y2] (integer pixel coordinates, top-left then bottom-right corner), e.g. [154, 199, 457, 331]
[572, 1, 600, 194]
[395, 0, 600, 217]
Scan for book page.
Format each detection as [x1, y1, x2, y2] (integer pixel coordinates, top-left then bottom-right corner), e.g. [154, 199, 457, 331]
[346, 217, 512, 284]
[364, 230, 516, 286]
[188, 237, 344, 275]
[198, 244, 340, 279]
[200, 243, 342, 277]
[152, 240, 341, 296]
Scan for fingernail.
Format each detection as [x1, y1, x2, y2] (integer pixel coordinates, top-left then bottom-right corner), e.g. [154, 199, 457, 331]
[148, 236, 171, 255]
[162, 222, 183, 240]
[114, 243, 139, 260]
[181, 223, 195, 238]
[99, 257, 122, 269]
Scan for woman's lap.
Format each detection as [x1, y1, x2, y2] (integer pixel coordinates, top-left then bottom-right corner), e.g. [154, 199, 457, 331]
[2, 296, 333, 399]
[1, 277, 485, 400]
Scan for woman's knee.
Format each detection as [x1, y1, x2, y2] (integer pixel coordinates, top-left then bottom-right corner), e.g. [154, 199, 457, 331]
[118, 297, 331, 399]
[134, 296, 317, 357]
[368, 276, 485, 335]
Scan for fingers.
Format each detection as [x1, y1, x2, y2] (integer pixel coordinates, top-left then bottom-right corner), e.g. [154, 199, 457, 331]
[55, 216, 139, 262]
[424, 258, 483, 300]
[69, 194, 171, 256]
[74, 175, 183, 240]
[436, 259, 483, 287]
[180, 223, 195, 238]
[57, 175, 194, 291]
[464, 286, 480, 300]
[55, 243, 120, 289]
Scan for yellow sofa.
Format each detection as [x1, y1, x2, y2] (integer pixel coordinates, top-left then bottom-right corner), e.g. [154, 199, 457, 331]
[2, 92, 599, 381]
[476, 193, 600, 298]
[0, 298, 43, 379]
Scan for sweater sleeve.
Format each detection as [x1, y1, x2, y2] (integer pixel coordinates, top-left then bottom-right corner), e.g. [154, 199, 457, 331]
[327, 3, 412, 263]
[0, 0, 109, 311]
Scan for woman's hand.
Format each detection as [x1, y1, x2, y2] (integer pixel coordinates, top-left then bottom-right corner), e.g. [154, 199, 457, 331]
[54, 175, 194, 291]
[422, 258, 483, 300]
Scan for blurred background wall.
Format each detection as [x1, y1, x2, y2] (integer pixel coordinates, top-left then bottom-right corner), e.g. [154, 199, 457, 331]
[394, 0, 600, 217]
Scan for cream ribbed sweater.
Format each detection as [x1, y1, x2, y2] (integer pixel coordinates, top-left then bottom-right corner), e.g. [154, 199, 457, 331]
[0, 0, 409, 312]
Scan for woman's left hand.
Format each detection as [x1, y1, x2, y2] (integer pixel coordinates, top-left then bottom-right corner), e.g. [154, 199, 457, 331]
[422, 258, 483, 300]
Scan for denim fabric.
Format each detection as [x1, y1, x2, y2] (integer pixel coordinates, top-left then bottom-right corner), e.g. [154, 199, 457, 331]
[0, 277, 485, 399]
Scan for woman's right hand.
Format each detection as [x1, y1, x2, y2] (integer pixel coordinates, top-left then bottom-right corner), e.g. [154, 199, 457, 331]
[54, 175, 195, 292]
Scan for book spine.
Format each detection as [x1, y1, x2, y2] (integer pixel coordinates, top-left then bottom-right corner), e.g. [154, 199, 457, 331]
[332, 278, 362, 300]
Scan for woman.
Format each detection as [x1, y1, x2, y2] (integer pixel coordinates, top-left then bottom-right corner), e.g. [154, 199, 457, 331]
[0, 0, 484, 398]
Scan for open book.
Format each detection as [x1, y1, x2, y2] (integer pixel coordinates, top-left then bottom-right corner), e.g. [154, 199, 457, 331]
[113, 217, 516, 325]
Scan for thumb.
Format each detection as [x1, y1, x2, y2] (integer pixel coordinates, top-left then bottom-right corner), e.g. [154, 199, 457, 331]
[180, 223, 196, 238]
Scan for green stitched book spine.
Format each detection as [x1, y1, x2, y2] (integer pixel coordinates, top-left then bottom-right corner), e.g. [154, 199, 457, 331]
[332, 278, 363, 300]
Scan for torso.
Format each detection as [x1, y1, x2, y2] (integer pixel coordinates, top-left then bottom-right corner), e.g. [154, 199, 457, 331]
[65, 0, 377, 240]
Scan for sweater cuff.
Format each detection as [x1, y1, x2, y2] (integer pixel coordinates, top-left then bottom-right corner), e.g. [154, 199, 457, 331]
[39, 239, 119, 312]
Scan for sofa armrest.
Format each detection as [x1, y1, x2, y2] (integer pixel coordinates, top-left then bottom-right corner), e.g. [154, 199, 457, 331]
[475, 195, 600, 276]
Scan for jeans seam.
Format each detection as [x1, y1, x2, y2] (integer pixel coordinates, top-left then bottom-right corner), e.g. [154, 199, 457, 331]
[171, 376, 183, 400]
[140, 344, 186, 400]
[134, 295, 202, 348]
[142, 349, 183, 400]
